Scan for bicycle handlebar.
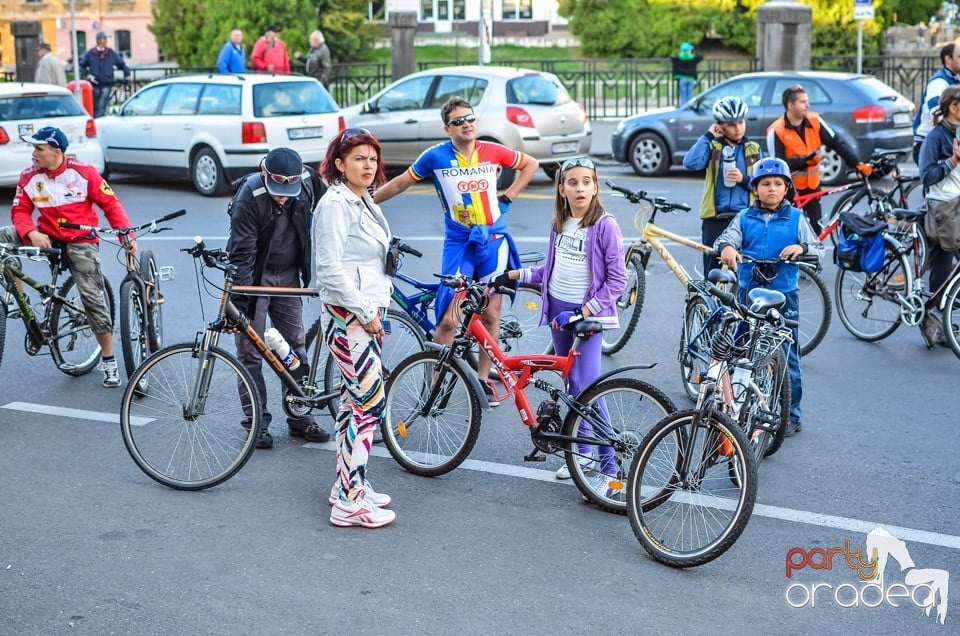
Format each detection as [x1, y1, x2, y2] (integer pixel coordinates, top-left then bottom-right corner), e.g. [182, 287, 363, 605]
[0, 243, 62, 259]
[705, 282, 798, 329]
[181, 236, 234, 273]
[605, 180, 691, 212]
[397, 240, 422, 258]
[59, 209, 187, 237]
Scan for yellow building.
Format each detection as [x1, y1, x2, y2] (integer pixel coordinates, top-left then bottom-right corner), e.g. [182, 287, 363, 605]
[1, 0, 158, 71]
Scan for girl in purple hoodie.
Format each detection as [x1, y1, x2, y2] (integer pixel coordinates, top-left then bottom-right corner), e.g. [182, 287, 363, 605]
[493, 157, 628, 481]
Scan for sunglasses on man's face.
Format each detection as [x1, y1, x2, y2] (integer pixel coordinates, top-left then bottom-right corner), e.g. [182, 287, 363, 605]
[265, 171, 301, 185]
[446, 114, 477, 127]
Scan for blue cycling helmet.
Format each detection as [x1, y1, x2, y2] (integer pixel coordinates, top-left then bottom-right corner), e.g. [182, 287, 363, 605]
[749, 157, 792, 188]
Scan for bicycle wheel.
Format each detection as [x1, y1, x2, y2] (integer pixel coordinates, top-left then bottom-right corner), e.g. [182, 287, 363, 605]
[561, 377, 676, 514]
[382, 349, 481, 476]
[139, 250, 164, 352]
[626, 408, 758, 568]
[499, 283, 552, 357]
[48, 275, 115, 376]
[0, 300, 6, 370]
[304, 316, 342, 420]
[602, 253, 646, 355]
[679, 294, 712, 402]
[119, 278, 149, 395]
[120, 343, 260, 490]
[942, 277, 960, 360]
[797, 264, 831, 356]
[739, 350, 790, 461]
[835, 239, 912, 341]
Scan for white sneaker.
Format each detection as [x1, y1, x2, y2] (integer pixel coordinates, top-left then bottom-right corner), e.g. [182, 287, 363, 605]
[330, 496, 396, 528]
[328, 480, 392, 507]
[555, 456, 596, 480]
[582, 473, 624, 502]
[98, 360, 121, 388]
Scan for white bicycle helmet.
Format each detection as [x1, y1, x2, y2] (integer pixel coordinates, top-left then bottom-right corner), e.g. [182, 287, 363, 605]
[712, 96, 749, 123]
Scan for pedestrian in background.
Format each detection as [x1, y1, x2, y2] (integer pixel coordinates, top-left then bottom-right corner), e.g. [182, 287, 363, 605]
[683, 96, 762, 274]
[671, 42, 702, 106]
[315, 128, 395, 529]
[35, 43, 66, 87]
[79, 32, 131, 118]
[226, 147, 328, 450]
[913, 43, 960, 164]
[303, 30, 332, 87]
[251, 24, 290, 74]
[216, 29, 245, 74]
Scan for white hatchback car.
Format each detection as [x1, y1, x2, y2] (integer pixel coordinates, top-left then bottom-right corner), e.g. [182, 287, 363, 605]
[0, 82, 104, 187]
[97, 74, 342, 196]
[341, 66, 592, 187]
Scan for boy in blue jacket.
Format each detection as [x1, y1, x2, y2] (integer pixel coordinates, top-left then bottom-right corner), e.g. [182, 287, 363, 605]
[715, 158, 820, 437]
[683, 96, 762, 274]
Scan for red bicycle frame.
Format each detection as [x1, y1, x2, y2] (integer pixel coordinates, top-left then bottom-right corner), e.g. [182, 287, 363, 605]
[462, 304, 581, 427]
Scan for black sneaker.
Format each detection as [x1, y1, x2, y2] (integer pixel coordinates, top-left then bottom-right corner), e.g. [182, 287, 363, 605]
[784, 420, 802, 438]
[482, 380, 501, 407]
[255, 430, 274, 449]
[289, 422, 331, 443]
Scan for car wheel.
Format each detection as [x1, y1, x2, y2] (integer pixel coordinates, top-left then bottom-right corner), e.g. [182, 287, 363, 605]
[628, 132, 670, 177]
[818, 147, 844, 186]
[192, 147, 229, 197]
[542, 163, 560, 181]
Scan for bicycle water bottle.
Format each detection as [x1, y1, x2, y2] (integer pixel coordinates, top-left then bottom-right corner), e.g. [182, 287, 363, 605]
[264, 328, 305, 379]
[730, 360, 752, 415]
[721, 145, 737, 188]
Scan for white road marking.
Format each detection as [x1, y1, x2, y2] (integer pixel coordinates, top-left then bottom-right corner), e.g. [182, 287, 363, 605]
[6, 400, 954, 550]
[1, 401, 153, 427]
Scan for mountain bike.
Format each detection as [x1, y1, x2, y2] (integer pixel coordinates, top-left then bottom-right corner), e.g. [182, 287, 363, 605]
[119, 238, 339, 490]
[59, 210, 184, 392]
[381, 277, 677, 514]
[607, 181, 831, 360]
[834, 207, 960, 358]
[626, 270, 798, 568]
[0, 242, 115, 375]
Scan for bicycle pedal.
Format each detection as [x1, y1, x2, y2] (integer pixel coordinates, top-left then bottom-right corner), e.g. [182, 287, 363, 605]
[158, 266, 175, 282]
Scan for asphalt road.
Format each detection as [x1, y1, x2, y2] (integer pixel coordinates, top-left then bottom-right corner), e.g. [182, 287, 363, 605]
[0, 165, 957, 635]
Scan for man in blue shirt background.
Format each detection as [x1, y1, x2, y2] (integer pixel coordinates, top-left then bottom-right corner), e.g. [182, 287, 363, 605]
[217, 29, 246, 74]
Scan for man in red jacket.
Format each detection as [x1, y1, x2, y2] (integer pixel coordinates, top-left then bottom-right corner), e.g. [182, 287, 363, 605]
[251, 24, 290, 73]
[4, 126, 135, 387]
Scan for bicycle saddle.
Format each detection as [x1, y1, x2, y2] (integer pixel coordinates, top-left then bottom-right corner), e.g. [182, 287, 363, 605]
[747, 288, 786, 314]
[572, 319, 604, 337]
[889, 207, 925, 221]
[707, 268, 737, 285]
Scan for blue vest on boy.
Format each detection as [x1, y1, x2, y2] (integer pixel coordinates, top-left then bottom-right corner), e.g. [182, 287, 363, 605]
[737, 204, 802, 293]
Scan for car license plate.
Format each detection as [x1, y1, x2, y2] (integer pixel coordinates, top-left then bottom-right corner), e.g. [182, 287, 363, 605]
[892, 112, 911, 127]
[552, 141, 578, 155]
[288, 126, 324, 140]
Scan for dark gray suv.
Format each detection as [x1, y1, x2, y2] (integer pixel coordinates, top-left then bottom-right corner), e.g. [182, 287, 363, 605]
[611, 71, 916, 185]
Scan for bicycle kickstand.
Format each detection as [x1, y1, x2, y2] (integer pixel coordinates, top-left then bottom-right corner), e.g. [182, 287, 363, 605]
[523, 448, 546, 462]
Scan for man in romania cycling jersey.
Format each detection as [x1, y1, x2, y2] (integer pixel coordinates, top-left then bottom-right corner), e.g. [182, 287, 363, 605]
[375, 97, 539, 391]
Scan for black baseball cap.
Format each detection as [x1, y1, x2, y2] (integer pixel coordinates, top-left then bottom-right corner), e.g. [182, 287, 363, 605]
[21, 126, 69, 152]
[265, 24, 281, 33]
[262, 148, 303, 197]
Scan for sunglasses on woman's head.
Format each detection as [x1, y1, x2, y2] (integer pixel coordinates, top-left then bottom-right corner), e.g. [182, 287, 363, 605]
[338, 127, 371, 147]
[561, 157, 595, 171]
[446, 114, 477, 127]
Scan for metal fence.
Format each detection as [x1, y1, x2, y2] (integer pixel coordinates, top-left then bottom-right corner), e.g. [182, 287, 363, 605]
[4, 54, 939, 120]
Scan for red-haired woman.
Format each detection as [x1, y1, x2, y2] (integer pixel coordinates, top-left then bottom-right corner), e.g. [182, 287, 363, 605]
[314, 128, 395, 528]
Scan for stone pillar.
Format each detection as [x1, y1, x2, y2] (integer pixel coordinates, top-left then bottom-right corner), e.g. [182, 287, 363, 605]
[12, 20, 42, 82]
[389, 12, 418, 81]
[756, 0, 812, 71]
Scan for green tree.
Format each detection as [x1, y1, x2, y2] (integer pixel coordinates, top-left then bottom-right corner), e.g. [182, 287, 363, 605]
[150, 0, 379, 67]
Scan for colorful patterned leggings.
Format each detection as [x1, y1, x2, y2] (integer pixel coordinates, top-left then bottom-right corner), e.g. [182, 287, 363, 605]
[325, 304, 386, 502]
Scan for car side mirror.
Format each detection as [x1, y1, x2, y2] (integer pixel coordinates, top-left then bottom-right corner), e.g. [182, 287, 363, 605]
[361, 100, 377, 115]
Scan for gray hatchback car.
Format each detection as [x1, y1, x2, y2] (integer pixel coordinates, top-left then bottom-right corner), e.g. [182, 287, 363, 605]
[611, 71, 916, 185]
